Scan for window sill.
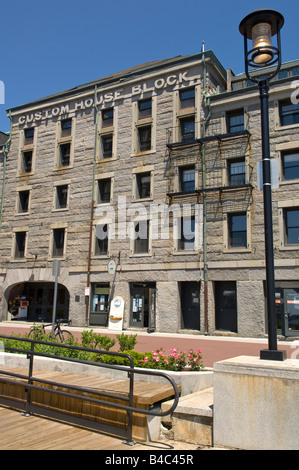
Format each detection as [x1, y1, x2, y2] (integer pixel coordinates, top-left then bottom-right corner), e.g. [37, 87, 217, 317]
[279, 245, 299, 251]
[54, 165, 74, 171]
[131, 150, 155, 157]
[18, 172, 35, 177]
[97, 156, 117, 162]
[173, 250, 198, 255]
[223, 248, 251, 253]
[132, 197, 153, 203]
[10, 258, 27, 263]
[14, 212, 30, 216]
[275, 123, 299, 132]
[279, 179, 299, 186]
[129, 252, 152, 258]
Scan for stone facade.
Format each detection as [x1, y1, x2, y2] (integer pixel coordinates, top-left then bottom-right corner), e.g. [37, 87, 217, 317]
[0, 51, 298, 338]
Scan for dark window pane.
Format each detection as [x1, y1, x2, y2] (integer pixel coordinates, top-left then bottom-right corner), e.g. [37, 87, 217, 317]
[22, 151, 32, 173]
[59, 143, 70, 166]
[24, 128, 34, 144]
[285, 209, 299, 245]
[56, 185, 68, 209]
[228, 159, 246, 185]
[98, 178, 111, 203]
[280, 100, 299, 126]
[180, 89, 195, 108]
[136, 172, 151, 199]
[138, 126, 151, 151]
[227, 111, 244, 133]
[53, 229, 65, 258]
[179, 217, 195, 251]
[180, 166, 195, 192]
[61, 119, 72, 137]
[180, 117, 195, 142]
[101, 134, 113, 158]
[138, 99, 152, 118]
[18, 190, 29, 213]
[15, 232, 26, 259]
[282, 152, 299, 180]
[229, 213, 247, 248]
[102, 109, 113, 127]
[134, 221, 149, 253]
[95, 225, 108, 255]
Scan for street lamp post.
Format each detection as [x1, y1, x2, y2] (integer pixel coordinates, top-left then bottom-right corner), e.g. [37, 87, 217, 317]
[239, 9, 287, 361]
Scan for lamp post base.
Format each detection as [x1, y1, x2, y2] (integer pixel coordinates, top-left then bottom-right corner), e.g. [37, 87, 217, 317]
[260, 349, 287, 361]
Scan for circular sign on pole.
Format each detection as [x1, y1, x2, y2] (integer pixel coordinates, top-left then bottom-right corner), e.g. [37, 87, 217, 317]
[108, 260, 116, 274]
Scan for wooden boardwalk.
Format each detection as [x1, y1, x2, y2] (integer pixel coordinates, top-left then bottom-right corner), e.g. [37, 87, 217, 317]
[0, 405, 199, 451]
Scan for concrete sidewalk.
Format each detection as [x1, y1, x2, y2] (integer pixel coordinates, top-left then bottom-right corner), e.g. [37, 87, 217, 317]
[0, 321, 295, 368]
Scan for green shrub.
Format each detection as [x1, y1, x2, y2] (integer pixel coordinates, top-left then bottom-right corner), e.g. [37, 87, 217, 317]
[116, 332, 137, 352]
[80, 329, 116, 351]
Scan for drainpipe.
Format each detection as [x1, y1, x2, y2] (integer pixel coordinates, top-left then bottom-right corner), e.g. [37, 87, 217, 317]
[85, 87, 99, 326]
[0, 111, 13, 233]
[201, 53, 211, 335]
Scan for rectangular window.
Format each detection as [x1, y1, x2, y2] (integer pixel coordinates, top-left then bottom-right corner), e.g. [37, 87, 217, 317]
[97, 178, 111, 203]
[52, 228, 65, 258]
[24, 128, 34, 145]
[95, 224, 108, 255]
[21, 151, 33, 173]
[61, 119, 72, 137]
[178, 216, 195, 251]
[180, 166, 195, 192]
[14, 232, 26, 259]
[136, 172, 151, 199]
[282, 151, 299, 180]
[55, 185, 68, 209]
[134, 220, 149, 254]
[180, 88, 195, 109]
[280, 100, 299, 126]
[228, 213, 247, 248]
[284, 208, 299, 245]
[138, 126, 151, 152]
[138, 99, 152, 118]
[18, 190, 30, 213]
[227, 110, 244, 133]
[59, 143, 71, 166]
[101, 134, 113, 158]
[102, 108, 113, 127]
[180, 117, 195, 142]
[228, 158, 246, 186]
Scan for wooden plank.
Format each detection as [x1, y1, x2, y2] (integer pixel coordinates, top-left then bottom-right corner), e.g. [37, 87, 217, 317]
[0, 366, 179, 442]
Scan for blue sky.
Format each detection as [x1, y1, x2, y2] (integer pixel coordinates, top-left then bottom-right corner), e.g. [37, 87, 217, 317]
[0, 0, 298, 132]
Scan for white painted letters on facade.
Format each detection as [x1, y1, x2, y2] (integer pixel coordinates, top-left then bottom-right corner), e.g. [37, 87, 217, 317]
[18, 69, 200, 125]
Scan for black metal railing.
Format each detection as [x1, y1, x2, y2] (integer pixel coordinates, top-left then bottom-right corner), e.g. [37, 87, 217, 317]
[0, 334, 179, 445]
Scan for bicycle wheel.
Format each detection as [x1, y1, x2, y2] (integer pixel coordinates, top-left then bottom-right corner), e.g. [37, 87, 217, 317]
[28, 326, 44, 340]
[55, 330, 73, 343]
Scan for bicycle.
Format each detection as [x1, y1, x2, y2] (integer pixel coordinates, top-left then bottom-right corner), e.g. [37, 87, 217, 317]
[28, 319, 73, 343]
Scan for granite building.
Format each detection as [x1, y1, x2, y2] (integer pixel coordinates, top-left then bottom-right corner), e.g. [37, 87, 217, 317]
[0, 51, 298, 338]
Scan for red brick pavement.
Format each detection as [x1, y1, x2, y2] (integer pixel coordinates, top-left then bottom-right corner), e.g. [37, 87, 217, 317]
[0, 321, 295, 367]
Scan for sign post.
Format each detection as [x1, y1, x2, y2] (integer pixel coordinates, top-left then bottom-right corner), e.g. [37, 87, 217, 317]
[52, 260, 60, 338]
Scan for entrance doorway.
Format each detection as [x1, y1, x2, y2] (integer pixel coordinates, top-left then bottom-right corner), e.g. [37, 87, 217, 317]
[180, 282, 200, 330]
[275, 285, 299, 337]
[8, 282, 70, 322]
[130, 283, 156, 330]
[215, 281, 238, 333]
